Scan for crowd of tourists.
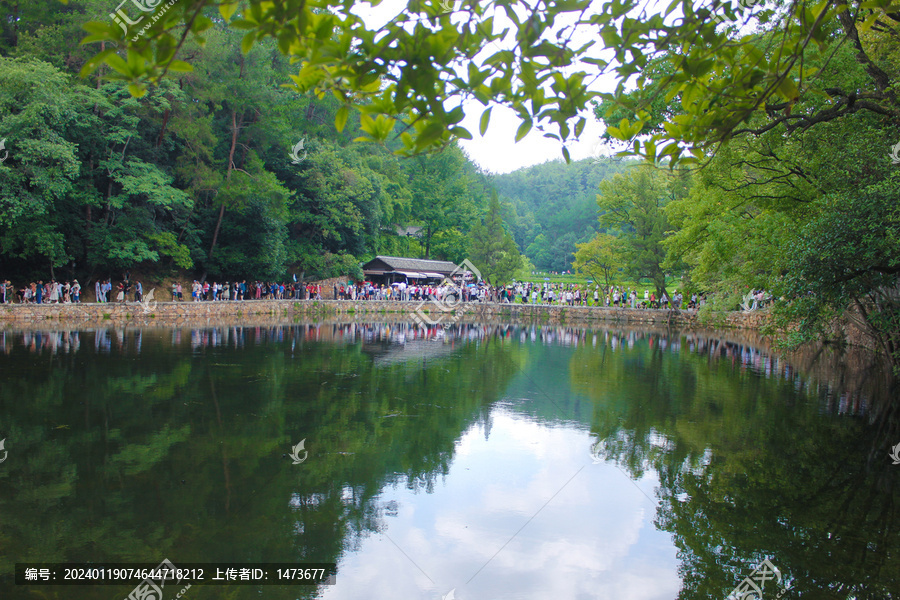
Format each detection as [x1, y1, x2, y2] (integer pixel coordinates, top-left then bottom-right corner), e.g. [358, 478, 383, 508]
[0, 275, 717, 310]
[0, 279, 84, 304]
[0, 277, 325, 304]
[0, 278, 156, 304]
[337, 280, 706, 310]
[175, 280, 324, 301]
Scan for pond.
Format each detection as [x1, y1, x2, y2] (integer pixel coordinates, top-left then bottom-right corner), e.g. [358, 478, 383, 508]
[0, 322, 897, 599]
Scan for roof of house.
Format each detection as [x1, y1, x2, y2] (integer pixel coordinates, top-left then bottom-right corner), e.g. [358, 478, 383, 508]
[363, 255, 459, 273]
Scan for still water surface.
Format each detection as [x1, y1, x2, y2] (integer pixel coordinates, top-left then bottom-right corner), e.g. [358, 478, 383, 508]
[0, 322, 897, 599]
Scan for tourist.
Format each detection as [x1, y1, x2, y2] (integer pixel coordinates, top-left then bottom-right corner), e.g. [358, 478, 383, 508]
[72, 280, 81, 303]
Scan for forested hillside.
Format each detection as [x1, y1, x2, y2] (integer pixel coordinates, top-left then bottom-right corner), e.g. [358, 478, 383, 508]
[0, 0, 495, 284]
[490, 158, 632, 272]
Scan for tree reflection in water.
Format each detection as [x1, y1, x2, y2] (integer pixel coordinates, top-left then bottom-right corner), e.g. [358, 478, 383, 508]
[0, 322, 896, 599]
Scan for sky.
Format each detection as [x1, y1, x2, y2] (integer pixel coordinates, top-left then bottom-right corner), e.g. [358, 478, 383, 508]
[457, 104, 610, 175]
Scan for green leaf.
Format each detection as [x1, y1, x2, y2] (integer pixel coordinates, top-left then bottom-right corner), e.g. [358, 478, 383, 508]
[219, 2, 239, 22]
[484, 50, 514, 67]
[335, 106, 349, 133]
[191, 16, 215, 33]
[515, 119, 533, 143]
[78, 48, 116, 78]
[106, 54, 130, 76]
[417, 122, 446, 146]
[128, 84, 147, 98]
[82, 21, 116, 37]
[166, 60, 194, 73]
[776, 77, 799, 100]
[241, 32, 256, 54]
[450, 126, 473, 140]
[479, 107, 492, 136]
[229, 19, 258, 31]
[359, 113, 376, 135]
[574, 117, 586, 138]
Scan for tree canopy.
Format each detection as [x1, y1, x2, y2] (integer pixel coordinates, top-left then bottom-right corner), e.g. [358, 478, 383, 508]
[0, 6, 501, 283]
[78, 0, 900, 166]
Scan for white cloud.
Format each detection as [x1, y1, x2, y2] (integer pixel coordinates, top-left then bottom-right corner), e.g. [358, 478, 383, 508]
[319, 412, 679, 600]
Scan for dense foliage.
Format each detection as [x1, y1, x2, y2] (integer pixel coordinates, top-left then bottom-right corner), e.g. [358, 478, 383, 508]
[74, 0, 900, 169]
[0, 1, 503, 283]
[590, 3, 899, 366]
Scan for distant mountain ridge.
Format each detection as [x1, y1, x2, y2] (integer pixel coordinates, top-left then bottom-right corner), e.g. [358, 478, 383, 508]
[490, 157, 634, 271]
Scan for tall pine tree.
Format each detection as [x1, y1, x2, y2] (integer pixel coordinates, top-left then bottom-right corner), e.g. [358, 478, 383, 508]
[469, 192, 522, 286]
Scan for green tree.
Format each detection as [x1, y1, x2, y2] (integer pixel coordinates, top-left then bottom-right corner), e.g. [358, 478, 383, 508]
[572, 233, 624, 294]
[658, 37, 900, 366]
[0, 58, 84, 272]
[403, 145, 480, 259]
[597, 166, 683, 299]
[470, 192, 522, 286]
[776, 183, 900, 369]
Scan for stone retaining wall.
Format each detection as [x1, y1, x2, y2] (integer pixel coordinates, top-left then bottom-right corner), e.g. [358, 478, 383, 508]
[0, 299, 772, 330]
